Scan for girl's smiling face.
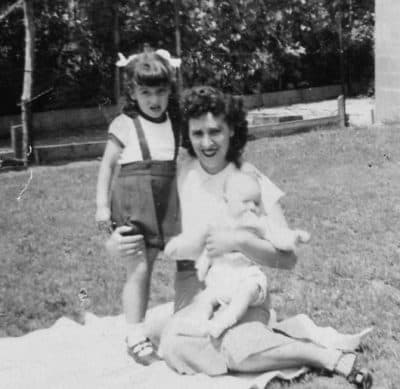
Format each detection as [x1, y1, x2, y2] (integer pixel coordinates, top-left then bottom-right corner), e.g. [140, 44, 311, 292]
[133, 84, 171, 119]
[188, 112, 233, 174]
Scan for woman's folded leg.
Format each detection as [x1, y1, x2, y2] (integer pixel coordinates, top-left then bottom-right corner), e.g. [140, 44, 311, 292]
[160, 305, 355, 378]
[226, 335, 351, 375]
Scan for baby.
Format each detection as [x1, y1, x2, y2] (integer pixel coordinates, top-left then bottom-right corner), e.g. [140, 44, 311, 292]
[165, 171, 310, 338]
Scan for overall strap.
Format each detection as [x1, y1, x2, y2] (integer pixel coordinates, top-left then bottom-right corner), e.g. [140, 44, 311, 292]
[171, 117, 181, 161]
[133, 117, 151, 161]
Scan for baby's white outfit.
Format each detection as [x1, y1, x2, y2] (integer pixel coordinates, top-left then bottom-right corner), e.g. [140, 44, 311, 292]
[198, 211, 269, 307]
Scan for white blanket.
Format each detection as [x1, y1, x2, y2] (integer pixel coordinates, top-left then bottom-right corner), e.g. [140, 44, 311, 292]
[0, 303, 372, 389]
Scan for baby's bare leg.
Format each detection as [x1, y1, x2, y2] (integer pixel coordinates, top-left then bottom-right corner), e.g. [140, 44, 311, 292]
[207, 281, 260, 338]
[173, 290, 218, 337]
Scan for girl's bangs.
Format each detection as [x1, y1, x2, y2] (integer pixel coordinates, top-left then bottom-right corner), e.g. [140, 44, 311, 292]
[135, 61, 171, 87]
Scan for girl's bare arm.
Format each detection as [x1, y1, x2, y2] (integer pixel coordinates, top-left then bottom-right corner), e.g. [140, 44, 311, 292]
[95, 140, 122, 222]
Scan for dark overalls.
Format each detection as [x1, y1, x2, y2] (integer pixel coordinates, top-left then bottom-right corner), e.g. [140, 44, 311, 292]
[111, 116, 181, 249]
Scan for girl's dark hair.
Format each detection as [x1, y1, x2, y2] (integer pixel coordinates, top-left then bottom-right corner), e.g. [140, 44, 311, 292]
[121, 52, 180, 126]
[181, 86, 248, 167]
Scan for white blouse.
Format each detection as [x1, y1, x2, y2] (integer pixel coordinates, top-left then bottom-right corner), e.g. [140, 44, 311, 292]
[108, 113, 175, 164]
[177, 151, 284, 237]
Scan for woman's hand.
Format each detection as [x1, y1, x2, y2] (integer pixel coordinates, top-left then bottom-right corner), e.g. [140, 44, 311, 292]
[105, 225, 145, 260]
[205, 226, 238, 258]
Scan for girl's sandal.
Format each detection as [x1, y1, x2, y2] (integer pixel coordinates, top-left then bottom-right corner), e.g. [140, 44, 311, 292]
[127, 338, 161, 366]
[347, 367, 373, 389]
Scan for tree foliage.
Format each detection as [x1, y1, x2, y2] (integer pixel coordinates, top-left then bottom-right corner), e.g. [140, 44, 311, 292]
[0, 0, 374, 115]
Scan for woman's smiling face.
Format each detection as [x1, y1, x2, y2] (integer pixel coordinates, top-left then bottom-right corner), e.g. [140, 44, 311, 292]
[188, 112, 233, 174]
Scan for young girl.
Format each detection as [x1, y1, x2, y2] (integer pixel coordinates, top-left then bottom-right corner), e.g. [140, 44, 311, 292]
[96, 49, 181, 365]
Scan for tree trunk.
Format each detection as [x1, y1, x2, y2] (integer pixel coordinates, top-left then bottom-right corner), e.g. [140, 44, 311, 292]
[112, 2, 120, 104]
[0, 0, 22, 22]
[174, 0, 183, 94]
[21, 0, 34, 166]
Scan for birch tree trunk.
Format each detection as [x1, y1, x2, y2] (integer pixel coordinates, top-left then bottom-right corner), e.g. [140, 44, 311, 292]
[174, 0, 183, 95]
[21, 0, 34, 166]
[0, 0, 22, 22]
[112, 2, 120, 104]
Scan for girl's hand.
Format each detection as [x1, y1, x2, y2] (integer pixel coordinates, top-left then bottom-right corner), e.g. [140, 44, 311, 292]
[205, 226, 237, 258]
[105, 225, 145, 260]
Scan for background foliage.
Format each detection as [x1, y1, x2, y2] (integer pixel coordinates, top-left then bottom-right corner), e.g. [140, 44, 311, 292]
[0, 0, 374, 115]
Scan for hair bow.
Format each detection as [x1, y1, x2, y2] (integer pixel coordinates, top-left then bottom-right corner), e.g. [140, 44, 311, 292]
[155, 49, 182, 68]
[115, 49, 181, 68]
[116, 53, 137, 67]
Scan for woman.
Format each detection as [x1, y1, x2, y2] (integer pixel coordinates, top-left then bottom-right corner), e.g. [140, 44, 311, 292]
[107, 86, 372, 388]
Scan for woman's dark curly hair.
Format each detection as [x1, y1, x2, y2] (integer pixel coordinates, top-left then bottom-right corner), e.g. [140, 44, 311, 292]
[181, 86, 248, 167]
[120, 52, 181, 128]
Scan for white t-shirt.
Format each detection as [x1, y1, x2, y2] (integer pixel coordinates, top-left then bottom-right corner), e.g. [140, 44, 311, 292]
[177, 151, 284, 239]
[108, 113, 175, 164]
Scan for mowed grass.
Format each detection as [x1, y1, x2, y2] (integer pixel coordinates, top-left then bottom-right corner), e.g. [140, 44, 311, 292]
[1, 124, 400, 388]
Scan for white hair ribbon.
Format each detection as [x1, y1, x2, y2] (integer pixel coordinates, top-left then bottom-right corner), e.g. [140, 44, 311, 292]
[155, 49, 182, 68]
[116, 53, 138, 67]
[116, 50, 181, 68]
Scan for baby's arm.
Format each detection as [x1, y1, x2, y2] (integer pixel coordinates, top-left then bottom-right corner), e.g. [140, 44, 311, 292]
[96, 140, 121, 226]
[207, 279, 261, 338]
[206, 203, 298, 269]
[195, 249, 212, 281]
[262, 215, 310, 252]
[164, 229, 208, 260]
[237, 212, 268, 238]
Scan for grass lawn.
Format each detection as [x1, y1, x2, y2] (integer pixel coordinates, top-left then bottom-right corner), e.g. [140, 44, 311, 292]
[1, 124, 399, 388]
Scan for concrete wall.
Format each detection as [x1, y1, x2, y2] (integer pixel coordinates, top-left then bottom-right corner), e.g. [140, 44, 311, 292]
[0, 85, 341, 138]
[375, 0, 400, 123]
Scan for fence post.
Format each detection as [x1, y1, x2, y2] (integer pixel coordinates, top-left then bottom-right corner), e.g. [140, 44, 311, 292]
[337, 95, 346, 128]
[11, 124, 24, 161]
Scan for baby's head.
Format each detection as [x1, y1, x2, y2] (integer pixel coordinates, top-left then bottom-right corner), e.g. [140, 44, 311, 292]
[224, 172, 263, 218]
